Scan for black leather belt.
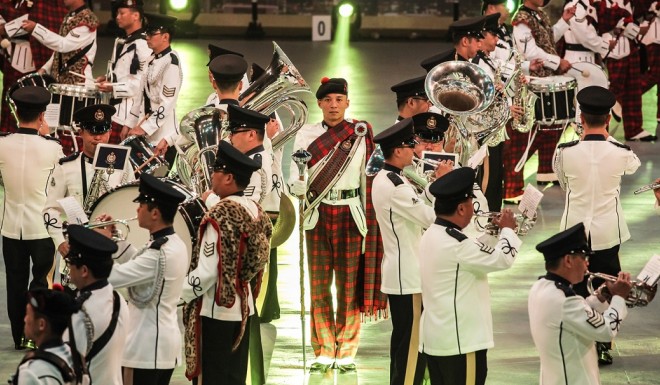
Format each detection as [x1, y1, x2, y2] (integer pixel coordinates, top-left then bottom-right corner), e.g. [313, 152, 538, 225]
[565, 43, 590, 52]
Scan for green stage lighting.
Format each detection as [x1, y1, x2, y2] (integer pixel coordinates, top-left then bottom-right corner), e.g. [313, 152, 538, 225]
[338, 3, 355, 18]
[506, 0, 517, 12]
[169, 0, 189, 12]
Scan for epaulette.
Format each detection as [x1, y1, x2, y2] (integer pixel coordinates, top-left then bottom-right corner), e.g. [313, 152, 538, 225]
[554, 280, 576, 297]
[150, 236, 169, 250]
[386, 172, 403, 186]
[609, 141, 631, 150]
[59, 152, 80, 165]
[446, 227, 468, 242]
[170, 53, 179, 66]
[557, 140, 579, 149]
[252, 153, 262, 167]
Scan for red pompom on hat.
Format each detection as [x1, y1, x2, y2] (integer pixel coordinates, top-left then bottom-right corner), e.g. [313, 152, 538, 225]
[315, 77, 348, 99]
[52, 283, 64, 292]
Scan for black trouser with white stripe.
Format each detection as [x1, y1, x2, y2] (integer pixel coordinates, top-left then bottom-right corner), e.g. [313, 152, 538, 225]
[2, 236, 54, 345]
[424, 349, 488, 385]
[388, 293, 425, 385]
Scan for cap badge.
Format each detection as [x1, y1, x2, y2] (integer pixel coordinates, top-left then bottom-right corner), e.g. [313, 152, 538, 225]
[106, 152, 117, 168]
[94, 109, 104, 121]
[427, 116, 437, 129]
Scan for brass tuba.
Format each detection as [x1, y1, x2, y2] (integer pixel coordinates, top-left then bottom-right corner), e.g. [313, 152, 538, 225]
[425, 61, 496, 164]
[239, 41, 311, 151]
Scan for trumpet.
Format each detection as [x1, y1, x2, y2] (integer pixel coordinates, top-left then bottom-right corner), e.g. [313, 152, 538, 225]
[85, 217, 137, 242]
[633, 182, 660, 195]
[473, 211, 536, 236]
[586, 271, 657, 308]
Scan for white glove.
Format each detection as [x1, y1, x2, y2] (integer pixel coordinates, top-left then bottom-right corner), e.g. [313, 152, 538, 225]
[289, 179, 307, 197]
[623, 22, 640, 39]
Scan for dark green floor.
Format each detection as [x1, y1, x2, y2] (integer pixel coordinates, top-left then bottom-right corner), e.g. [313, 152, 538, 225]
[1, 37, 659, 384]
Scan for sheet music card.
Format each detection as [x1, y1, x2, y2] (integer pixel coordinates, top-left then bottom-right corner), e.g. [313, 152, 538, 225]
[57, 196, 89, 225]
[518, 183, 543, 219]
[637, 255, 660, 286]
[93, 144, 130, 171]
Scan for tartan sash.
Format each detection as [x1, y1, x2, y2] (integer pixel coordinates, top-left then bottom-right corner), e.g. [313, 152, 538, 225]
[306, 120, 357, 168]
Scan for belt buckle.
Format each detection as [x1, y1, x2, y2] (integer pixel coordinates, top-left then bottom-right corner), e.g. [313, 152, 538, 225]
[327, 189, 339, 201]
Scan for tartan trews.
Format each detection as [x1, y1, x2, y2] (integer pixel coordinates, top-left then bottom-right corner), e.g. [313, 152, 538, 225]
[306, 202, 363, 361]
[606, 51, 643, 139]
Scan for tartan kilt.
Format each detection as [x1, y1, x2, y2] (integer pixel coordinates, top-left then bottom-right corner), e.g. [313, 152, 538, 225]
[55, 129, 82, 156]
[606, 51, 643, 139]
[109, 121, 125, 145]
[640, 43, 660, 116]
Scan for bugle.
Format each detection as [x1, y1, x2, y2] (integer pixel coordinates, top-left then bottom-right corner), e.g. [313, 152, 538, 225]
[586, 271, 657, 308]
[633, 182, 660, 195]
[473, 211, 536, 236]
[85, 216, 137, 242]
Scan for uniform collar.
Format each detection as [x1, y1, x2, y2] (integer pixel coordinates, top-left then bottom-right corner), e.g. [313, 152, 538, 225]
[154, 46, 172, 60]
[81, 153, 93, 164]
[17, 127, 39, 135]
[150, 226, 175, 240]
[321, 119, 346, 130]
[434, 217, 462, 230]
[219, 99, 239, 106]
[583, 134, 607, 141]
[383, 163, 403, 174]
[396, 115, 404, 122]
[244, 144, 265, 157]
[125, 28, 146, 43]
[542, 272, 573, 287]
[79, 279, 109, 293]
[38, 338, 65, 350]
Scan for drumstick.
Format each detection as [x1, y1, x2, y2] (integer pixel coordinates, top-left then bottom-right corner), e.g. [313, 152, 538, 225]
[135, 154, 159, 173]
[68, 71, 95, 83]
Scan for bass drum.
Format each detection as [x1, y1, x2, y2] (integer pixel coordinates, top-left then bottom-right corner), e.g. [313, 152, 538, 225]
[89, 179, 206, 260]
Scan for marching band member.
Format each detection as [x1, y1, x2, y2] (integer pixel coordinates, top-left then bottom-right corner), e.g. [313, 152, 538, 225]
[205, 52, 248, 111]
[596, 0, 657, 141]
[65, 225, 128, 385]
[562, 0, 609, 64]
[419, 167, 521, 385]
[529, 223, 632, 385]
[391, 76, 431, 123]
[288, 77, 386, 373]
[21, 0, 98, 85]
[0, 86, 63, 350]
[407, 112, 450, 202]
[482, 0, 515, 62]
[0, 0, 67, 133]
[181, 141, 271, 385]
[507, 0, 575, 200]
[204, 44, 250, 107]
[96, 0, 151, 145]
[106, 174, 189, 385]
[421, 15, 487, 71]
[10, 288, 81, 385]
[42, 104, 135, 281]
[553, 86, 640, 364]
[640, 2, 660, 135]
[125, 14, 182, 166]
[371, 118, 443, 385]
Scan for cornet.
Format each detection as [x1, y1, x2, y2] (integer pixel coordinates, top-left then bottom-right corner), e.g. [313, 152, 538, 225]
[586, 271, 657, 308]
[633, 182, 660, 195]
[473, 211, 537, 236]
[85, 217, 137, 242]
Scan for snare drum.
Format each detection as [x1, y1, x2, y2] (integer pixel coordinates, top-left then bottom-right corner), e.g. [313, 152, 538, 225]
[89, 179, 206, 260]
[529, 76, 577, 126]
[567, 62, 609, 91]
[120, 135, 170, 177]
[6, 73, 56, 119]
[49, 84, 108, 128]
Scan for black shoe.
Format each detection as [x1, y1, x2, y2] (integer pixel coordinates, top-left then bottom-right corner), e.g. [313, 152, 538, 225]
[337, 363, 357, 373]
[597, 343, 613, 365]
[627, 133, 658, 142]
[612, 110, 622, 123]
[14, 343, 26, 351]
[309, 362, 333, 373]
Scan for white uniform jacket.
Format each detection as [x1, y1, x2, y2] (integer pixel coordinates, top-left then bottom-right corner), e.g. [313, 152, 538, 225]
[108, 229, 189, 369]
[107, 30, 152, 126]
[181, 195, 257, 321]
[43, 152, 135, 249]
[243, 145, 273, 204]
[126, 47, 182, 147]
[563, 0, 609, 63]
[419, 219, 521, 356]
[288, 121, 368, 233]
[69, 282, 128, 385]
[14, 343, 75, 385]
[553, 135, 640, 250]
[0, 129, 63, 239]
[641, 2, 660, 46]
[528, 273, 628, 385]
[513, 16, 569, 72]
[600, 0, 636, 60]
[373, 165, 435, 295]
[33, 15, 96, 85]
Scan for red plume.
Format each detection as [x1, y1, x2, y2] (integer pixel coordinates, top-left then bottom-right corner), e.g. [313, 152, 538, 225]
[52, 283, 64, 292]
[320, 77, 330, 84]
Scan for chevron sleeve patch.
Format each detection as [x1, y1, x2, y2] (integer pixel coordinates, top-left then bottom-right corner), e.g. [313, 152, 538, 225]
[585, 308, 605, 328]
[203, 241, 214, 258]
[162, 85, 176, 97]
